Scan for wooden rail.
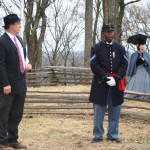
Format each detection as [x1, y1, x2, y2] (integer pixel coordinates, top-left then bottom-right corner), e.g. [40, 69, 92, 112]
[26, 66, 92, 86]
[25, 66, 150, 119]
[24, 90, 150, 120]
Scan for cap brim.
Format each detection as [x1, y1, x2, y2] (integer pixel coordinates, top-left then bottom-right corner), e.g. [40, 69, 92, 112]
[102, 28, 114, 32]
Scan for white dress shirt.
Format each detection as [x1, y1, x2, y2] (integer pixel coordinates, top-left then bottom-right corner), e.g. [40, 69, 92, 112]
[6, 32, 29, 69]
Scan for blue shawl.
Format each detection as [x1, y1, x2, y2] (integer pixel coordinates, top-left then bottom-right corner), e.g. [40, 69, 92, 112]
[127, 51, 150, 76]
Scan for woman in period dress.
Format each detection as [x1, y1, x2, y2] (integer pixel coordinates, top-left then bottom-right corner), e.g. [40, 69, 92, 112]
[125, 40, 150, 100]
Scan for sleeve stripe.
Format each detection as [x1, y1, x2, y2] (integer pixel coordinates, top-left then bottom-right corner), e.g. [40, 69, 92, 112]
[90, 55, 96, 62]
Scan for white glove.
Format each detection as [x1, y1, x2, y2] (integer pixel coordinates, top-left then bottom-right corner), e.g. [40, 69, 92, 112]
[106, 77, 116, 86]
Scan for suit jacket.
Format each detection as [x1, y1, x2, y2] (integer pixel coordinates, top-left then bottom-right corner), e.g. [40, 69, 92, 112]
[89, 40, 128, 106]
[0, 32, 27, 95]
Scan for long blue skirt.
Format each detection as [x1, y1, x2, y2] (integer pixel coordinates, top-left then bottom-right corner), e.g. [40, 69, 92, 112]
[125, 65, 150, 100]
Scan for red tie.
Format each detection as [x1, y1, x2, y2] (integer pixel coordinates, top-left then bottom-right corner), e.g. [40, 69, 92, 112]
[14, 37, 24, 74]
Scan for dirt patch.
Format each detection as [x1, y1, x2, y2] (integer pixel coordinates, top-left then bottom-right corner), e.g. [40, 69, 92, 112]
[18, 114, 150, 150]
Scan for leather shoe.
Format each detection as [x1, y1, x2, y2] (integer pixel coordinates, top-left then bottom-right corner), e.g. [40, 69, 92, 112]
[91, 138, 102, 143]
[0, 144, 14, 150]
[107, 138, 122, 143]
[8, 141, 27, 149]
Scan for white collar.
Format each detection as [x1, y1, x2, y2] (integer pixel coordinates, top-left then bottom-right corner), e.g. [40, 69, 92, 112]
[106, 40, 114, 45]
[6, 31, 16, 41]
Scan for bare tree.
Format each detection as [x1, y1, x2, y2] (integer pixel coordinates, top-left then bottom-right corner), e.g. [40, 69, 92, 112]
[93, 0, 103, 44]
[103, 0, 141, 43]
[84, 0, 93, 67]
[68, 50, 84, 67]
[122, 2, 150, 54]
[0, 0, 55, 69]
[43, 0, 83, 67]
[0, 0, 15, 14]
[24, 0, 55, 69]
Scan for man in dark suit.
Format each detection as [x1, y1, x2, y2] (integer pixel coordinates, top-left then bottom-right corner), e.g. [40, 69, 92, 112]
[0, 14, 32, 149]
[89, 23, 128, 143]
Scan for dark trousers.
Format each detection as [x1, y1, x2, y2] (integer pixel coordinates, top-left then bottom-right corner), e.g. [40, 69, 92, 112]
[0, 93, 26, 144]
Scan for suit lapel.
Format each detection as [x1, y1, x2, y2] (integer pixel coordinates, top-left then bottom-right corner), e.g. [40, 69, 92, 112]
[4, 33, 26, 59]
[4, 33, 18, 55]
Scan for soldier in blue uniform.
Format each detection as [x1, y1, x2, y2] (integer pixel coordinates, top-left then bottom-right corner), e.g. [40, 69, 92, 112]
[89, 23, 128, 143]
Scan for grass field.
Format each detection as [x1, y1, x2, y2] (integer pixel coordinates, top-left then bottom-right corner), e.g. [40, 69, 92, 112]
[18, 114, 150, 150]
[19, 85, 150, 150]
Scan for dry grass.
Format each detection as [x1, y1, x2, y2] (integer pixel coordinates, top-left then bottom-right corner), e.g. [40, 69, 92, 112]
[28, 85, 90, 91]
[19, 114, 150, 150]
[21, 85, 150, 149]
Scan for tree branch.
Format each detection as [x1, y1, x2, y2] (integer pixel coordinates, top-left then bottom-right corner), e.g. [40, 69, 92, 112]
[125, 0, 141, 6]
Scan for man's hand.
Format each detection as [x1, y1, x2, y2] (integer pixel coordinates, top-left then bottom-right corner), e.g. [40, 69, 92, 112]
[106, 77, 116, 86]
[3, 85, 11, 95]
[25, 63, 32, 72]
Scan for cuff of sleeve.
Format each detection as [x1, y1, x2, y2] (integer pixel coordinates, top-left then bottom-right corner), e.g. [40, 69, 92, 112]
[144, 60, 149, 66]
[1, 80, 10, 87]
[114, 75, 122, 83]
[102, 75, 108, 82]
